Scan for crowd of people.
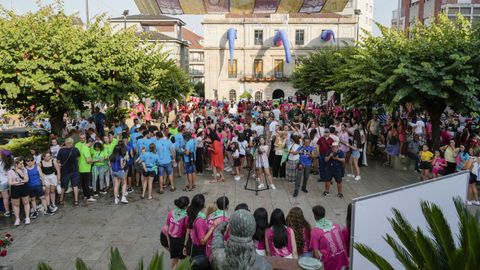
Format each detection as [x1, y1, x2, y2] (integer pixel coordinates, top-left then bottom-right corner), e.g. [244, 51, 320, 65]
[160, 194, 350, 270]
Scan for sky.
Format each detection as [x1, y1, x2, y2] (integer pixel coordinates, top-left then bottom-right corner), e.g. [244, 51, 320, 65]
[0, 0, 398, 36]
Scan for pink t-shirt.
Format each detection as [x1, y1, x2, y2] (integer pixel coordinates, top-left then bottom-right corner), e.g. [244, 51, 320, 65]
[432, 158, 447, 174]
[310, 224, 349, 270]
[266, 227, 293, 257]
[162, 210, 188, 239]
[254, 239, 266, 250]
[340, 227, 350, 257]
[302, 228, 311, 254]
[205, 212, 229, 258]
[187, 216, 208, 246]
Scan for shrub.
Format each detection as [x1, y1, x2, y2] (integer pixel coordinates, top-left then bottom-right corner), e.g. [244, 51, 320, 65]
[0, 136, 50, 157]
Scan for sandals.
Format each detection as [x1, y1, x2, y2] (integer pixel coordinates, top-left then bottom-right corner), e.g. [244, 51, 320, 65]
[58, 200, 65, 206]
[170, 187, 176, 192]
[183, 187, 193, 192]
[148, 196, 153, 200]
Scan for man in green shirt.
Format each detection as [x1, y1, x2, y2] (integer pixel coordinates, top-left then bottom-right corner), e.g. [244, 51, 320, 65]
[75, 134, 96, 204]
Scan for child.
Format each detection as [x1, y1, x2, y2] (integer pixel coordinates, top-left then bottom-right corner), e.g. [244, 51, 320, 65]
[286, 207, 312, 257]
[161, 196, 189, 268]
[419, 144, 434, 181]
[206, 196, 230, 258]
[183, 132, 197, 191]
[431, 150, 447, 178]
[231, 142, 241, 181]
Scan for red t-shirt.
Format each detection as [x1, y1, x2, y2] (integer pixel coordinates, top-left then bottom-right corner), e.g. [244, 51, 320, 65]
[317, 137, 333, 155]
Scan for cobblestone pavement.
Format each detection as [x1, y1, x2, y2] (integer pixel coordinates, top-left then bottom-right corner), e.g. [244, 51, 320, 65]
[0, 161, 417, 269]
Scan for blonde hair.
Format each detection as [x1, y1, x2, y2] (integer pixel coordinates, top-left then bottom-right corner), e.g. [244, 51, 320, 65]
[65, 137, 74, 146]
[206, 203, 218, 217]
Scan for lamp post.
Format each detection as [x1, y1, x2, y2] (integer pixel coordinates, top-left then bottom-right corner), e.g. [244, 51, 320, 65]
[354, 9, 362, 45]
[85, 0, 90, 26]
[123, 10, 129, 30]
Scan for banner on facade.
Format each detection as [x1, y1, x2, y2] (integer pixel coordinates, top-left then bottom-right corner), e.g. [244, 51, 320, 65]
[135, 0, 348, 14]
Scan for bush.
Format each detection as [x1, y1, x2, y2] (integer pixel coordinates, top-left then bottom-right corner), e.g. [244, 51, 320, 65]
[105, 108, 129, 127]
[0, 136, 50, 157]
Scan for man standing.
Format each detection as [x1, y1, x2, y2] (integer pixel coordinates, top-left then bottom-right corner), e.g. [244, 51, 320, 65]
[367, 115, 380, 155]
[317, 129, 333, 182]
[405, 134, 421, 173]
[57, 138, 82, 205]
[75, 134, 96, 203]
[155, 131, 176, 193]
[323, 142, 346, 198]
[93, 107, 106, 137]
[174, 126, 186, 177]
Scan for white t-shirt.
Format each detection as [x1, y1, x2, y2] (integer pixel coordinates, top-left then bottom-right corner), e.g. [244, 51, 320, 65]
[0, 161, 7, 186]
[288, 144, 301, 161]
[272, 109, 281, 120]
[410, 121, 425, 135]
[238, 141, 248, 156]
[269, 121, 278, 134]
[252, 125, 264, 136]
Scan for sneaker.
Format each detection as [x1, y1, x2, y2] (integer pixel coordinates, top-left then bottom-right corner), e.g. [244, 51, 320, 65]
[45, 208, 55, 216]
[337, 193, 344, 198]
[346, 174, 355, 178]
[4, 212, 11, 217]
[473, 201, 480, 206]
[323, 191, 330, 196]
[36, 205, 43, 211]
[30, 211, 39, 219]
[127, 187, 134, 194]
[467, 200, 473, 206]
[234, 176, 241, 181]
[65, 187, 72, 194]
[87, 197, 97, 202]
[25, 217, 31, 225]
[121, 196, 128, 204]
[302, 188, 308, 193]
[114, 198, 119, 205]
[258, 183, 265, 189]
[354, 176, 361, 181]
[50, 205, 58, 213]
[293, 190, 298, 197]
[99, 189, 107, 195]
[93, 193, 99, 197]
[270, 184, 276, 190]
[14, 219, 20, 226]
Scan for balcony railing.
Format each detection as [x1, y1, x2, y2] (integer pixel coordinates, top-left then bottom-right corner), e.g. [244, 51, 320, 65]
[189, 71, 204, 76]
[189, 58, 204, 63]
[240, 76, 290, 82]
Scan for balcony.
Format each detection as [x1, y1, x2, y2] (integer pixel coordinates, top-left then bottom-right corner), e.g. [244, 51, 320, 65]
[189, 70, 204, 76]
[240, 75, 290, 83]
[189, 57, 204, 63]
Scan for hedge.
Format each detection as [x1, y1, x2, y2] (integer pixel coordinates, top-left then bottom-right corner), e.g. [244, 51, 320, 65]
[0, 136, 50, 157]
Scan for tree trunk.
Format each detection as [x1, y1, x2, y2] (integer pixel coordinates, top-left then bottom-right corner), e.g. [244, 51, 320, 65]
[428, 106, 445, 150]
[50, 109, 66, 136]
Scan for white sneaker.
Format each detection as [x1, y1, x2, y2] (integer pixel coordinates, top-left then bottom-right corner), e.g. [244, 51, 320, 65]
[270, 184, 276, 190]
[14, 219, 20, 226]
[124, 192, 129, 197]
[467, 200, 473, 206]
[25, 217, 31, 225]
[114, 198, 119, 205]
[473, 201, 480, 206]
[347, 174, 355, 178]
[87, 197, 97, 202]
[121, 196, 128, 204]
[354, 176, 361, 181]
[65, 187, 72, 194]
[234, 176, 241, 181]
[258, 184, 265, 189]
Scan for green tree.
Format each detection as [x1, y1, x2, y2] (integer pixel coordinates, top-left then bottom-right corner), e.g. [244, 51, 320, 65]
[194, 82, 205, 97]
[355, 198, 480, 270]
[148, 60, 192, 102]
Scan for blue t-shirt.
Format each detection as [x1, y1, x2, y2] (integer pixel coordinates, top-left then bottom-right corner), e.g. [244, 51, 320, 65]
[155, 138, 174, 165]
[174, 133, 186, 152]
[326, 150, 345, 173]
[140, 152, 159, 172]
[126, 142, 134, 166]
[27, 166, 42, 187]
[184, 139, 196, 163]
[137, 137, 151, 153]
[131, 132, 142, 149]
[299, 145, 314, 166]
[114, 126, 123, 136]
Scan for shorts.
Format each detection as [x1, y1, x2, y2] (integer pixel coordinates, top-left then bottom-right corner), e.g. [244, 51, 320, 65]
[351, 150, 361, 159]
[168, 236, 186, 259]
[11, 184, 29, 199]
[176, 153, 184, 162]
[112, 170, 125, 179]
[160, 232, 169, 249]
[185, 162, 196, 174]
[240, 154, 246, 158]
[134, 162, 143, 172]
[419, 161, 431, 170]
[61, 172, 80, 189]
[127, 164, 134, 177]
[159, 162, 173, 177]
[29, 185, 45, 198]
[326, 170, 343, 183]
[44, 174, 57, 186]
[143, 171, 156, 177]
[469, 172, 477, 184]
[0, 181, 8, 192]
[233, 158, 241, 167]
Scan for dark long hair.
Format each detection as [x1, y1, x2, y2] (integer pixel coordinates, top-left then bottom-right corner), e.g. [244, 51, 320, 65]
[253, 208, 268, 242]
[269, 208, 288, 249]
[174, 196, 190, 210]
[209, 131, 220, 142]
[353, 129, 362, 148]
[187, 194, 205, 229]
[110, 145, 124, 162]
[286, 207, 311, 255]
[1, 151, 13, 171]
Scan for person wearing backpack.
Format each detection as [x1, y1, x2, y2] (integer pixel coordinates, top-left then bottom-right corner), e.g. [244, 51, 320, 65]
[183, 132, 196, 191]
[110, 145, 127, 204]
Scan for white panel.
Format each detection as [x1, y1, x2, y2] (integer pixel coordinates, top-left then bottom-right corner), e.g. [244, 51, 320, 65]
[351, 172, 469, 270]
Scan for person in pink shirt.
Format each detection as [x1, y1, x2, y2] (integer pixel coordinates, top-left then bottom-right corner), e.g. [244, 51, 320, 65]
[431, 150, 447, 178]
[341, 203, 352, 258]
[265, 208, 298, 259]
[310, 205, 349, 270]
[286, 207, 312, 257]
[205, 196, 230, 258]
[160, 196, 189, 267]
[253, 207, 269, 256]
[183, 194, 215, 258]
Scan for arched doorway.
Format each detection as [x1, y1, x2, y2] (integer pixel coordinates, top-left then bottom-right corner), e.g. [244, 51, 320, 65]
[255, 91, 263, 102]
[272, 89, 284, 100]
[229, 89, 236, 102]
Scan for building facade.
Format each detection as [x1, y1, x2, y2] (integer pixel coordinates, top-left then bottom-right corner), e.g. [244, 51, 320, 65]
[182, 27, 205, 84]
[109, 15, 189, 69]
[203, 13, 357, 101]
[340, 0, 374, 39]
[392, 0, 480, 30]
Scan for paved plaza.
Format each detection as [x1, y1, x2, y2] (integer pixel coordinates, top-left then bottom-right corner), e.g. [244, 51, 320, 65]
[0, 161, 417, 269]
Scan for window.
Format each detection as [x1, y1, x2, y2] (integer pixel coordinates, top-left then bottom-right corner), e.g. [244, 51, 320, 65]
[189, 65, 204, 75]
[190, 52, 204, 62]
[229, 89, 236, 101]
[295, 29, 305, 45]
[460, 7, 471, 15]
[255, 91, 262, 101]
[274, 59, 283, 79]
[254, 59, 263, 78]
[254, 30, 263, 45]
[228, 59, 237, 78]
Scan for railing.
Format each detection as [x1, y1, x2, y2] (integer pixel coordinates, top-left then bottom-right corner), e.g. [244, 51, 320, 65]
[189, 71, 204, 75]
[189, 57, 204, 63]
[240, 76, 290, 82]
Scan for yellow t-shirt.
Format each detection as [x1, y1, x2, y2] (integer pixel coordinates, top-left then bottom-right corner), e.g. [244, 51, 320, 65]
[420, 151, 434, 162]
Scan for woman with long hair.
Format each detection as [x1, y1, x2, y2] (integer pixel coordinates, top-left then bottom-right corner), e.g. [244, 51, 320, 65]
[256, 136, 275, 190]
[385, 123, 400, 167]
[265, 208, 297, 259]
[8, 157, 31, 226]
[286, 207, 312, 257]
[138, 144, 159, 200]
[40, 151, 60, 213]
[207, 132, 225, 183]
[441, 140, 459, 175]
[183, 194, 215, 258]
[463, 149, 479, 206]
[272, 128, 286, 178]
[161, 196, 190, 267]
[0, 150, 13, 217]
[345, 129, 362, 181]
[110, 145, 127, 204]
[253, 208, 269, 256]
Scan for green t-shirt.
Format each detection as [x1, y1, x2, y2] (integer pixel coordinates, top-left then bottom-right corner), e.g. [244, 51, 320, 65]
[91, 148, 109, 167]
[169, 128, 178, 136]
[104, 138, 118, 156]
[75, 142, 92, 173]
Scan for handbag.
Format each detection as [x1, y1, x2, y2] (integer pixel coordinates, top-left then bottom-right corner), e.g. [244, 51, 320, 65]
[281, 144, 295, 166]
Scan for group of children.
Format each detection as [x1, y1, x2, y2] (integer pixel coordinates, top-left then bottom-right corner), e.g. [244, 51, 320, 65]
[160, 194, 350, 270]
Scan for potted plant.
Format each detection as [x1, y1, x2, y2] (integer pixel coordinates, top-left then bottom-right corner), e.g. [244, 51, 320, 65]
[0, 233, 14, 269]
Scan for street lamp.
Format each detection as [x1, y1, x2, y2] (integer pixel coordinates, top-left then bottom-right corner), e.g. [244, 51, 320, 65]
[354, 9, 362, 45]
[123, 10, 129, 30]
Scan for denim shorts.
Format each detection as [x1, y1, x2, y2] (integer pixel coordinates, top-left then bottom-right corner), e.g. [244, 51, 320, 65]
[0, 181, 8, 192]
[185, 162, 196, 174]
[351, 150, 361, 159]
[111, 170, 125, 179]
[158, 162, 173, 176]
